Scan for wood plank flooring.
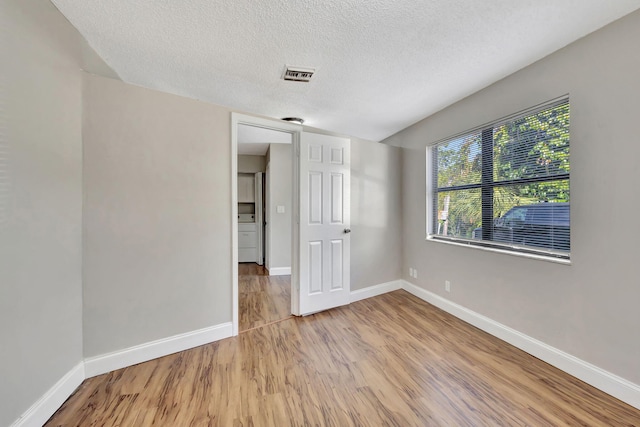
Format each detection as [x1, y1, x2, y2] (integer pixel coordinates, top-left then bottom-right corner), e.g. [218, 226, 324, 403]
[45, 290, 640, 426]
[238, 263, 291, 332]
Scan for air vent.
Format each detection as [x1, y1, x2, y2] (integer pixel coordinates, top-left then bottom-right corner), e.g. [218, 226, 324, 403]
[282, 66, 315, 82]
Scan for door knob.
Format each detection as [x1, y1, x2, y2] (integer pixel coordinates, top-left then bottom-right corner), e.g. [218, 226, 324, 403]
[344, 228, 351, 233]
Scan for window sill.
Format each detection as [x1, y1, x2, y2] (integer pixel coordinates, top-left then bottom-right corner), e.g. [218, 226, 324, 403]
[426, 236, 571, 265]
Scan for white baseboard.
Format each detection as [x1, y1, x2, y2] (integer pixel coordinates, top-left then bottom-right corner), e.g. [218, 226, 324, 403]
[268, 267, 291, 276]
[12, 322, 233, 426]
[84, 322, 233, 378]
[400, 280, 640, 410]
[10, 362, 85, 427]
[350, 280, 402, 303]
[13, 282, 640, 426]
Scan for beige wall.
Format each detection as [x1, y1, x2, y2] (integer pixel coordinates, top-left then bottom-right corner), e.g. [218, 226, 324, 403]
[266, 144, 292, 270]
[82, 74, 232, 357]
[238, 155, 266, 173]
[350, 139, 403, 290]
[384, 10, 640, 385]
[0, 1, 84, 425]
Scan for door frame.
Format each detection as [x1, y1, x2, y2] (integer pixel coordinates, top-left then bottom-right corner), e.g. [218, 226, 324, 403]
[231, 113, 302, 336]
[254, 172, 264, 266]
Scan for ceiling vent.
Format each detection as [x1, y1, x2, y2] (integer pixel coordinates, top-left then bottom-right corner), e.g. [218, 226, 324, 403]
[282, 66, 315, 82]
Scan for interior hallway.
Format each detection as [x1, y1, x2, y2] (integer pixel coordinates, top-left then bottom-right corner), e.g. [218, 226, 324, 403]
[239, 263, 291, 332]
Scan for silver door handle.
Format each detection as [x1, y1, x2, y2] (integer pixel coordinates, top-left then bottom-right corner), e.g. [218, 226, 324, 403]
[344, 228, 351, 233]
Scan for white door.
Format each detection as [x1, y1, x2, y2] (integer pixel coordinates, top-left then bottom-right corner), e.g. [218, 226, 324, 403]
[297, 132, 350, 315]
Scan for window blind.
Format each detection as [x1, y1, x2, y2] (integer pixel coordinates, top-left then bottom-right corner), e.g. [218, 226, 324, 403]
[429, 98, 570, 259]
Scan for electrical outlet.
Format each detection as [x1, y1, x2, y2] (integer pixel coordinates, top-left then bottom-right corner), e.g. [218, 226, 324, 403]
[409, 267, 414, 277]
[445, 280, 451, 292]
[414, 269, 418, 279]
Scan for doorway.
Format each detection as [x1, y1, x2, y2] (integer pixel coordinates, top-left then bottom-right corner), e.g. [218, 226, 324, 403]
[231, 114, 301, 335]
[238, 263, 292, 331]
[231, 114, 352, 335]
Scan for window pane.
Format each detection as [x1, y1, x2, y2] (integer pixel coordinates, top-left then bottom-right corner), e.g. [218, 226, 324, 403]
[430, 98, 570, 259]
[435, 189, 481, 239]
[487, 181, 570, 252]
[492, 179, 570, 217]
[494, 102, 569, 182]
[436, 132, 482, 187]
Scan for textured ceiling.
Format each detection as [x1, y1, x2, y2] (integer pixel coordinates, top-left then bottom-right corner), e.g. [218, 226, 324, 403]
[52, 0, 640, 141]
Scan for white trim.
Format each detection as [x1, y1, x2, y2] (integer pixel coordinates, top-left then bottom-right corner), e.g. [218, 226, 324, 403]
[425, 235, 571, 265]
[231, 115, 239, 336]
[291, 137, 301, 316]
[12, 323, 233, 425]
[350, 280, 402, 303]
[255, 172, 264, 265]
[84, 322, 233, 378]
[425, 147, 435, 237]
[10, 363, 85, 427]
[268, 267, 291, 276]
[400, 280, 640, 410]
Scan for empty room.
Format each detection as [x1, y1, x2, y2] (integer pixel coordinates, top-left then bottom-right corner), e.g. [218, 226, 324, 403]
[3, 0, 640, 425]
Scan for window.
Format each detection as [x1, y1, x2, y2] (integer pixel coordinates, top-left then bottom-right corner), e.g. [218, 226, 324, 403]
[428, 98, 570, 260]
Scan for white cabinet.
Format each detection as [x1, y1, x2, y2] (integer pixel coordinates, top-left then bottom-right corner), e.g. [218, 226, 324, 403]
[238, 174, 255, 203]
[238, 229, 257, 247]
[238, 222, 257, 262]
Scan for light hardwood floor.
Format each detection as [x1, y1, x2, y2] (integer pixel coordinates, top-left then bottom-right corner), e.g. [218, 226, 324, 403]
[45, 291, 640, 426]
[238, 263, 291, 332]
